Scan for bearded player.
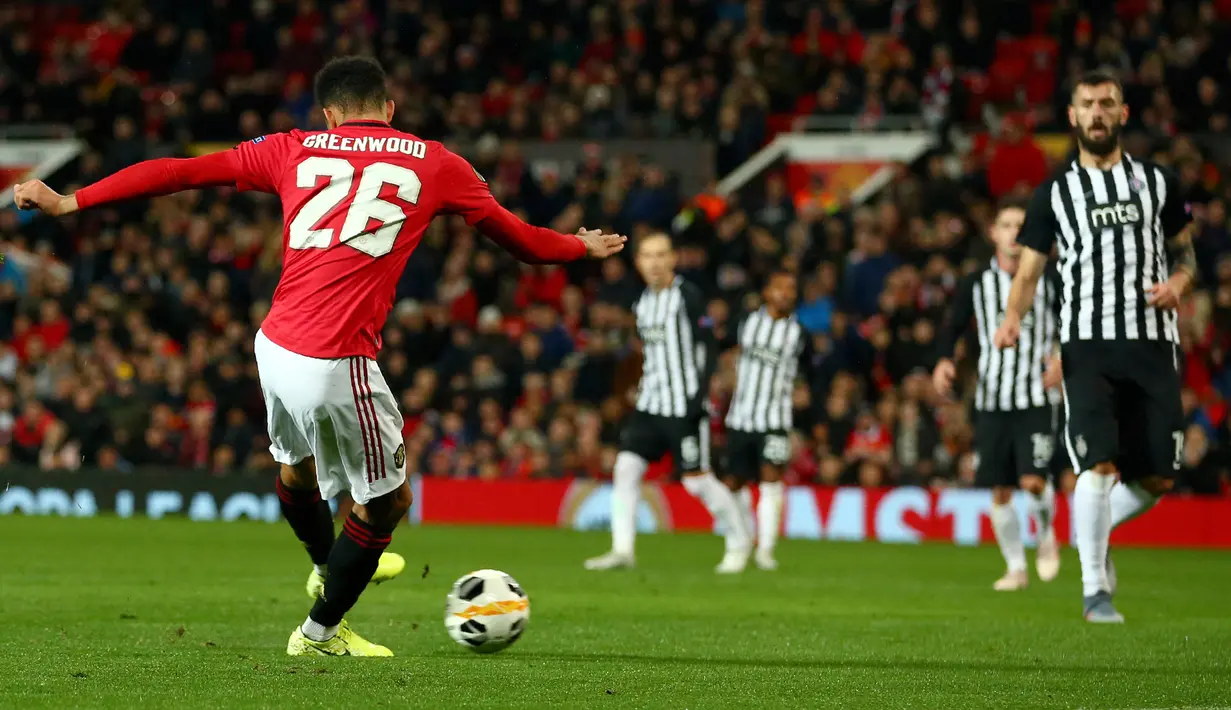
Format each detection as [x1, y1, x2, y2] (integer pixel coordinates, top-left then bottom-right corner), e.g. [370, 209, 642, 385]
[995, 69, 1194, 622]
[15, 56, 626, 655]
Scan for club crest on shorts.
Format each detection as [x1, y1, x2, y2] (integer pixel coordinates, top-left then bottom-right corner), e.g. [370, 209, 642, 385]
[394, 443, 406, 469]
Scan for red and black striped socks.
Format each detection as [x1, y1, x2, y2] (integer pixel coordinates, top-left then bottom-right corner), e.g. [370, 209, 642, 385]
[308, 513, 394, 627]
[275, 475, 335, 568]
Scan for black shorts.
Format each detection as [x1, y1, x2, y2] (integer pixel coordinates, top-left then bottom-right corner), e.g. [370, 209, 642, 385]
[1061, 340, 1184, 481]
[724, 428, 791, 481]
[974, 406, 1056, 487]
[620, 411, 711, 475]
[1050, 404, 1072, 476]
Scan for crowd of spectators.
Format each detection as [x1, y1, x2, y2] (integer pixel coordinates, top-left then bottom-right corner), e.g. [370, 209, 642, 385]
[1, 0, 1230, 495]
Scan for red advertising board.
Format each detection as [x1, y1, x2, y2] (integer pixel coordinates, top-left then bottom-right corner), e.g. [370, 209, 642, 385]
[419, 478, 1231, 549]
[2, 470, 1226, 548]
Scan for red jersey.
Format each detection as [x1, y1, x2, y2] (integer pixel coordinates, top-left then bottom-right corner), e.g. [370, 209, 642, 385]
[74, 121, 587, 360]
[232, 122, 527, 358]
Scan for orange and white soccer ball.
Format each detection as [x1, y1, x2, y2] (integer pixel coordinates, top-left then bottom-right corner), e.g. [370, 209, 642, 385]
[445, 569, 530, 653]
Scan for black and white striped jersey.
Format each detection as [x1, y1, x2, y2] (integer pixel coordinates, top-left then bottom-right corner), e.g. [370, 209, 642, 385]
[725, 307, 806, 433]
[937, 259, 1061, 412]
[633, 276, 715, 420]
[1017, 154, 1192, 344]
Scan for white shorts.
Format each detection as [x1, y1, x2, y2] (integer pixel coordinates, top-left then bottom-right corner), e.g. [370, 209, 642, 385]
[254, 330, 406, 504]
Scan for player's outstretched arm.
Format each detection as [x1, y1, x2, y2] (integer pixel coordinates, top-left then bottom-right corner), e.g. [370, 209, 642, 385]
[473, 205, 627, 263]
[436, 147, 625, 263]
[13, 151, 243, 215]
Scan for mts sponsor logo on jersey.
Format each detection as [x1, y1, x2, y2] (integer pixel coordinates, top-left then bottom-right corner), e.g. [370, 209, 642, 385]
[302, 133, 428, 157]
[1089, 201, 1142, 228]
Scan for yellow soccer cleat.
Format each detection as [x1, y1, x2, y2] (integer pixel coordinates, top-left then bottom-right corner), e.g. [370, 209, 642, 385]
[286, 620, 393, 657]
[305, 552, 407, 599]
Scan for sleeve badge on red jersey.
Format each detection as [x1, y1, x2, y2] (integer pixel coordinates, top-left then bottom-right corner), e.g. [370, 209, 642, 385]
[251, 135, 267, 144]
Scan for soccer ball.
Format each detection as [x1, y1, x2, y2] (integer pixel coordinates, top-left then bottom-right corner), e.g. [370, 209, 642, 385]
[444, 569, 530, 653]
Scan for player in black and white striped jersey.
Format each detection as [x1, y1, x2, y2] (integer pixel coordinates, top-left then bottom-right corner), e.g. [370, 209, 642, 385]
[585, 233, 752, 573]
[934, 198, 1064, 591]
[722, 270, 806, 572]
[994, 69, 1196, 623]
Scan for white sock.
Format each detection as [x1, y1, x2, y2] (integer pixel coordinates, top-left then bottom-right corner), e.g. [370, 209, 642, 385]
[737, 486, 756, 545]
[301, 616, 339, 642]
[757, 481, 785, 555]
[1110, 481, 1158, 530]
[313, 564, 327, 577]
[1074, 471, 1116, 597]
[1027, 482, 1056, 538]
[682, 472, 751, 552]
[989, 501, 1027, 573]
[611, 451, 647, 557]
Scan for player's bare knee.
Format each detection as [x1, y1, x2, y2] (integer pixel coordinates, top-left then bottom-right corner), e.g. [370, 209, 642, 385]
[355, 481, 412, 529]
[722, 474, 742, 492]
[280, 460, 317, 489]
[991, 486, 1015, 506]
[384, 482, 414, 521]
[1139, 476, 1173, 496]
[1018, 474, 1046, 496]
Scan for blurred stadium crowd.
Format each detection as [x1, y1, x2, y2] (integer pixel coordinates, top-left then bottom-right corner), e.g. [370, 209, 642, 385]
[1, 0, 1230, 495]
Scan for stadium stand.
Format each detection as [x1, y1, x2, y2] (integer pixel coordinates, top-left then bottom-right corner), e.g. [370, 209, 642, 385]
[1, 0, 1229, 496]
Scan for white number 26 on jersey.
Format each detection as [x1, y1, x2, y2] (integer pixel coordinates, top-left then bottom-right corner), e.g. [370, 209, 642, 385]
[287, 157, 422, 257]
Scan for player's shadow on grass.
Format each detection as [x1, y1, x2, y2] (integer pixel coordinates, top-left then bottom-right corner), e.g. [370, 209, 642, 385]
[519, 652, 1222, 676]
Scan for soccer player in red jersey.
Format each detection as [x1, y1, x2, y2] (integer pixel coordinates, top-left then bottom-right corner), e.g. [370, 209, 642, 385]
[14, 56, 626, 656]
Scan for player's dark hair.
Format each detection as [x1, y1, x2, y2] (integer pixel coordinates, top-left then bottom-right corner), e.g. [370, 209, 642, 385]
[636, 232, 674, 254]
[314, 56, 389, 114]
[995, 196, 1028, 216]
[1071, 68, 1123, 102]
[766, 268, 797, 285]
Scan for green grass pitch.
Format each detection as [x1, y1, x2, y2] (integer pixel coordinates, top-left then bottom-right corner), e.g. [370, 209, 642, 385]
[2, 516, 1230, 709]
